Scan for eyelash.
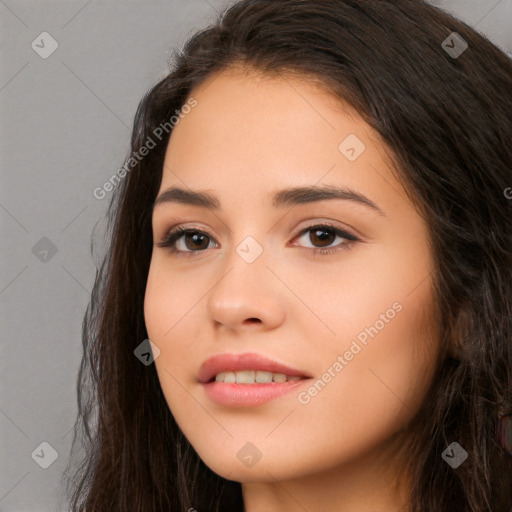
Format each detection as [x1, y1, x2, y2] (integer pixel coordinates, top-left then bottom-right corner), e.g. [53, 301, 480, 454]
[156, 223, 359, 258]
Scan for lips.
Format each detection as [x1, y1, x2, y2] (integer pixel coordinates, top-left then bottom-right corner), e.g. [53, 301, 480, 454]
[198, 352, 311, 384]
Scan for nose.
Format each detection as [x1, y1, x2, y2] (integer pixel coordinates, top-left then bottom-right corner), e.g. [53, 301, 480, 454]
[206, 246, 286, 332]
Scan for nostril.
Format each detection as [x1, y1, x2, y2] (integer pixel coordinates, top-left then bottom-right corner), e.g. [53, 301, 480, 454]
[245, 318, 261, 324]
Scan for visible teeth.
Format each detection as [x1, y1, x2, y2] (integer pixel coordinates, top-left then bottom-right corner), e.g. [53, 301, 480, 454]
[214, 370, 302, 384]
[236, 370, 255, 384]
[222, 371, 236, 383]
[255, 371, 272, 383]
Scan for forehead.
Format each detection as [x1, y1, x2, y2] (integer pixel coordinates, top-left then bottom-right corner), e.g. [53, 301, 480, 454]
[158, 67, 412, 220]
[167, 66, 367, 152]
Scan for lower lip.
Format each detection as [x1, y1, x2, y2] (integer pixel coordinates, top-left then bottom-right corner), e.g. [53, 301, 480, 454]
[201, 380, 310, 407]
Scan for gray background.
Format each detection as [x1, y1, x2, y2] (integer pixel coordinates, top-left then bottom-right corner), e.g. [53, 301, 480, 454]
[1, 1, 511, 510]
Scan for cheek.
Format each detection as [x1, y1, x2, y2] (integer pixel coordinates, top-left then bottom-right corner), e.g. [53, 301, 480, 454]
[143, 276, 170, 341]
[144, 266, 186, 381]
[143, 273, 198, 430]
[309, 226, 436, 372]
[289, 292, 438, 476]
[144, 259, 202, 340]
[305, 272, 438, 433]
[291, 240, 439, 439]
[143, 260, 207, 400]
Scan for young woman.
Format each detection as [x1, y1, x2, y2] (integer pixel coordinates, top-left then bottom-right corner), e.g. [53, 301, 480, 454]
[63, 1, 512, 510]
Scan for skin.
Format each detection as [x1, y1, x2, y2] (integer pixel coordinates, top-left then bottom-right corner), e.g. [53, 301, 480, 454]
[144, 66, 442, 512]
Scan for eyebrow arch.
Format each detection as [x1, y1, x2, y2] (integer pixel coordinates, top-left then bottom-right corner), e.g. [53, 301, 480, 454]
[153, 184, 385, 216]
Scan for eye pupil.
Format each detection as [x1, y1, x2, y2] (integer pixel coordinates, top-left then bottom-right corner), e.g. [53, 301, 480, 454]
[311, 228, 335, 247]
[186, 233, 209, 250]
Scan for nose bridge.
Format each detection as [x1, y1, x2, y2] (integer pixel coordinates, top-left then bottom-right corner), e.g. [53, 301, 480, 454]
[214, 231, 269, 300]
[205, 228, 286, 329]
[221, 211, 272, 275]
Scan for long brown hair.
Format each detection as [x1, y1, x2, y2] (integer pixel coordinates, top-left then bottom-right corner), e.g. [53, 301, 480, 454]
[63, 1, 512, 510]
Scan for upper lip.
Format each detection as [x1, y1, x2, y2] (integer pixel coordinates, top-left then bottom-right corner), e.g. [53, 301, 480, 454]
[198, 352, 312, 383]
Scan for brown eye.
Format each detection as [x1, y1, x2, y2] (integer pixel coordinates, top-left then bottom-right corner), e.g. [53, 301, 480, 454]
[157, 227, 218, 255]
[309, 227, 337, 247]
[294, 224, 358, 254]
[182, 232, 210, 251]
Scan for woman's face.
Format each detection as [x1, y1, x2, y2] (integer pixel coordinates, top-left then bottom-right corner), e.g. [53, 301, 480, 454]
[144, 67, 441, 485]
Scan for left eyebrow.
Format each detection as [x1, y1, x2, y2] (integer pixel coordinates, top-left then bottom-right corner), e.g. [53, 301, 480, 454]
[271, 184, 385, 216]
[152, 184, 385, 216]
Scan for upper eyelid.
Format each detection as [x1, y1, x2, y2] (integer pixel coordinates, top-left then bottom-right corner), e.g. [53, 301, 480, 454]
[158, 216, 360, 234]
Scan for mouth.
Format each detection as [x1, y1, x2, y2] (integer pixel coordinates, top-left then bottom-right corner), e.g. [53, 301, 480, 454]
[198, 352, 311, 384]
[198, 352, 312, 407]
[212, 370, 303, 384]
